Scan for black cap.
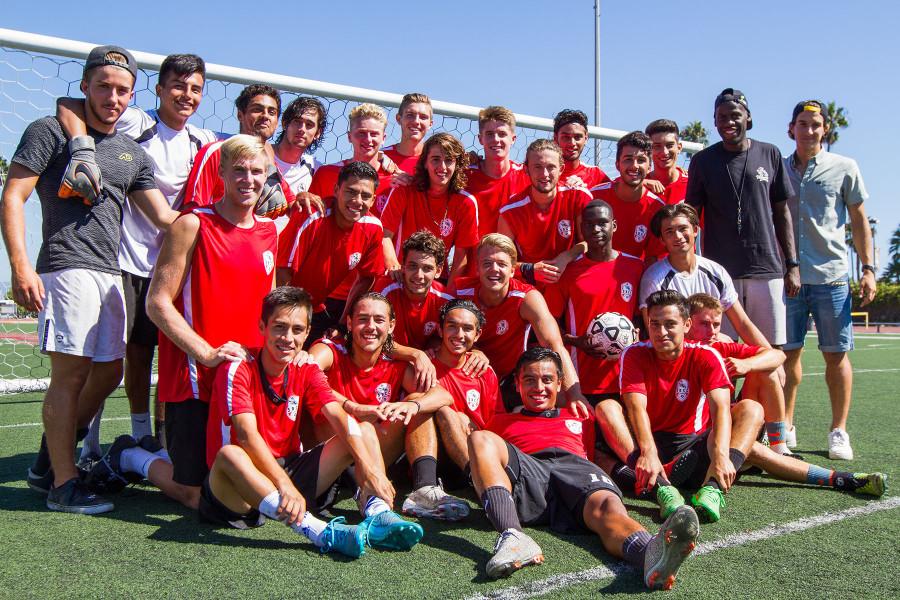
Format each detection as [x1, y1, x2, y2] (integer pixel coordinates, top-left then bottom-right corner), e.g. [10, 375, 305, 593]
[715, 88, 750, 112]
[791, 100, 825, 122]
[83, 45, 137, 80]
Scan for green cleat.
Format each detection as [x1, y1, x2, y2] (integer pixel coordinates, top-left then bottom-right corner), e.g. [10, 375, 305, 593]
[656, 485, 686, 519]
[360, 510, 424, 551]
[854, 473, 887, 497]
[690, 485, 726, 523]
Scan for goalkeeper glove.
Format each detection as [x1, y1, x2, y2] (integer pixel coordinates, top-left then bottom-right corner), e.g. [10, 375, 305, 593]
[58, 135, 102, 206]
[255, 164, 292, 218]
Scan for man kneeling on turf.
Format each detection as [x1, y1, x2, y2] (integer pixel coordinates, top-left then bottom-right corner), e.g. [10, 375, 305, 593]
[201, 286, 423, 556]
[468, 347, 699, 590]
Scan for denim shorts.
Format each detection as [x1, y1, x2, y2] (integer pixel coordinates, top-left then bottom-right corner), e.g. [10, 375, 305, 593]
[784, 279, 853, 353]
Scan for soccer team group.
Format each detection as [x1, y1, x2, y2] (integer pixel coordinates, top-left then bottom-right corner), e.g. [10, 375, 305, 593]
[1, 45, 888, 590]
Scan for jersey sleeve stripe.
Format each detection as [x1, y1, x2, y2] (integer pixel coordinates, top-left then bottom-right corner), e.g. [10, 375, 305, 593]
[429, 287, 455, 301]
[380, 281, 403, 296]
[225, 359, 242, 417]
[458, 190, 480, 227]
[189, 141, 225, 198]
[456, 287, 475, 297]
[288, 209, 329, 268]
[499, 196, 531, 214]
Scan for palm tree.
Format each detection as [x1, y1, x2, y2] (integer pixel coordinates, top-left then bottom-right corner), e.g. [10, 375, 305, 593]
[823, 102, 849, 150]
[885, 224, 900, 283]
[679, 121, 708, 145]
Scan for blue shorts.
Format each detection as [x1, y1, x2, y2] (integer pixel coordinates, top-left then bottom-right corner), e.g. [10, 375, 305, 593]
[784, 280, 853, 353]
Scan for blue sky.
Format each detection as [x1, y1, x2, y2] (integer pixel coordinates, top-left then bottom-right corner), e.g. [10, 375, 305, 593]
[1, 0, 896, 283]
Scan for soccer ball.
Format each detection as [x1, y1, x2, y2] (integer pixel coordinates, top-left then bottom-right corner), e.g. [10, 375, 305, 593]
[586, 312, 637, 360]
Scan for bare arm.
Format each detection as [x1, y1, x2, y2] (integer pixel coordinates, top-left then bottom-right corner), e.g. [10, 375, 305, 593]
[725, 302, 771, 349]
[847, 201, 876, 306]
[387, 342, 436, 392]
[338, 274, 375, 323]
[706, 387, 736, 491]
[381, 234, 401, 282]
[378, 370, 453, 424]
[772, 200, 800, 297]
[446, 245, 469, 289]
[623, 391, 664, 491]
[129, 188, 179, 231]
[1, 163, 44, 311]
[725, 347, 785, 379]
[55, 97, 88, 139]
[275, 267, 292, 287]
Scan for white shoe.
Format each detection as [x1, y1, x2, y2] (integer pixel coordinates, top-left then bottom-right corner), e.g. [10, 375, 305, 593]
[486, 528, 544, 579]
[785, 426, 797, 449]
[402, 484, 470, 521]
[828, 428, 854, 460]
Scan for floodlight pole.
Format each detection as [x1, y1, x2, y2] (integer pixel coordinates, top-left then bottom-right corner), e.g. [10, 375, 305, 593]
[593, 0, 601, 164]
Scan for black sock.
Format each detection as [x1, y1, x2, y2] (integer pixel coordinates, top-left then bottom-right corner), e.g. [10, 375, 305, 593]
[412, 456, 438, 490]
[621, 530, 652, 568]
[625, 450, 640, 469]
[481, 486, 522, 532]
[832, 471, 864, 491]
[728, 448, 746, 472]
[32, 434, 50, 474]
[610, 462, 637, 490]
[704, 478, 721, 490]
[76, 427, 89, 442]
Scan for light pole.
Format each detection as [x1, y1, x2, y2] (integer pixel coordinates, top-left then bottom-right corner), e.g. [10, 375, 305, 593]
[593, 0, 601, 164]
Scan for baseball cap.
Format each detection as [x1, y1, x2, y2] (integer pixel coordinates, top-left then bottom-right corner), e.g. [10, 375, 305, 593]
[791, 100, 825, 122]
[83, 45, 137, 80]
[714, 88, 750, 112]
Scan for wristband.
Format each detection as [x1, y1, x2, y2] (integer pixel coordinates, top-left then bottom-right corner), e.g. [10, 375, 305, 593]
[520, 262, 536, 284]
[409, 400, 421, 414]
[785, 259, 800, 269]
[862, 264, 876, 274]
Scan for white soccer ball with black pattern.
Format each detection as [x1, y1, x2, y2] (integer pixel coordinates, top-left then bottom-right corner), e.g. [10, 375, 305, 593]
[586, 312, 637, 360]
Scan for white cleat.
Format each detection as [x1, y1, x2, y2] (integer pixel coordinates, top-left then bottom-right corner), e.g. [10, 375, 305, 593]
[402, 484, 470, 521]
[486, 528, 544, 579]
[828, 428, 854, 460]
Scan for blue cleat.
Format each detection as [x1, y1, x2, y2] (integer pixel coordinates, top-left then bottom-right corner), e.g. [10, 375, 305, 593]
[360, 510, 424, 551]
[319, 516, 366, 558]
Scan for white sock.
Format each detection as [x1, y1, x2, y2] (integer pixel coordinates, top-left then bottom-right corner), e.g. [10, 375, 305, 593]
[362, 494, 390, 518]
[130, 412, 152, 439]
[258, 490, 282, 521]
[154, 448, 170, 462]
[294, 512, 328, 546]
[119, 446, 160, 478]
[80, 407, 103, 460]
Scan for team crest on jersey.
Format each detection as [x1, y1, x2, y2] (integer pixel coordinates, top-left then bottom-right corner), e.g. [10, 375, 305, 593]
[620, 282, 633, 302]
[424, 321, 438, 336]
[262, 250, 274, 275]
[565, 419, 583, 434]
[348, 252, 361, 269]
[375, 383, 392, 404]
[286, 395, 300, 421]
[755, 166, 769, 183]
[634, 225, 648, 243]
[676, 379, 690, 402]
[376, 194, 389, 214]
[557, 219, 572, 239]
[496, 320, 509, 335]
[439, 217, 454, 238]
[465, 389, 481, 411]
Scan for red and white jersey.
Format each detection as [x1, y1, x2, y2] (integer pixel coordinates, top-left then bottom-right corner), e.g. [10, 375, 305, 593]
[451, 276, 534, 380]
[590, 180, 666, 259]
[433, 357, 502, 429]
[157, 207, 277, 404]
[206, 353, 336, 467]
[649, 167, 689, 205]
[561, 162, 610, 190]
[277, 202, 384, 311]
[381, 184, 480, 264]
[464, 161, 530, 238]
[544, 253, 644, 394]
[317, 339, 408, 410]
[376, 277, 452, 349]
[486, 408, 594, 458]
[181, 140, 295, 209]
[499, 186, 592, 264]
[383, 145, 419, 175]
[307, 159, 395, 217]
[619, 341, 733, 435]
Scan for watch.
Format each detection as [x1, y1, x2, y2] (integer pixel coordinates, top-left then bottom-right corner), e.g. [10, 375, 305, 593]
[862, 264, 876, 274]
[785, 259, 800, 269]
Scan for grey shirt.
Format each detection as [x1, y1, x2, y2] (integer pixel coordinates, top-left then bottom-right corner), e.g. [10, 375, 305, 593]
[784, 149, 868, 285]
[12, 117, 157, 275]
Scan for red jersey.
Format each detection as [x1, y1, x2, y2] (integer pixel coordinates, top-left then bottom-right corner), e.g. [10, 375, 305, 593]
[649, 167, 689, 205]
[561, 162, 610, 190]
[383, 145, 419, 175]
[381, 184, 480, 264]
[619, 342, 733, 435]
[710, 340, 761, 360]
[206, 354, 335, 467]
[487, 408, 594, 458]
[317, 339, 408, 410]
[181, 140, 295, 209]
[433, 358, 502, 429]
[308, 159, 395, 217]
[277, 204, 384, 311]
[590, 180, 666, 259]
[376, 277, 452, 349]
[499, 186, 592, 264]
[157, 207, 277, 404]
[464, 161, 530, 237]
[544, 253, 644, 394]
[451, 276, 534, 380]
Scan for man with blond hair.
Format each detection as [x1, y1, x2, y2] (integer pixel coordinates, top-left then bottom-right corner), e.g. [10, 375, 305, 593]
[383, 93, 434, 175]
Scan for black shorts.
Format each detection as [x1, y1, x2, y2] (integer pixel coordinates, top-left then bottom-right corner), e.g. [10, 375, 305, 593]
[584, 393, 621, 408]
[307, 298, 347, 349]
[122, 271, 158, 347]
[653, 430, 712, 490]
[198, 443, 331, 530]
[505, 443, 621, 534]
[165, 399, 209, 487]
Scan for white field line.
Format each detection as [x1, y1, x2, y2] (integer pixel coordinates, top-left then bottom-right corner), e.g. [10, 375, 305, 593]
[0, 416, 130, 429]
[804, 368, 900, 376]
[464, 496, 900, 600]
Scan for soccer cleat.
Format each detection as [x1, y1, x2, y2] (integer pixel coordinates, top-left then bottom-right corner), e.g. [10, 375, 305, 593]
[402, 484, 471, 521]
[84, 435, 139, 494]
[663, 449, 699, 487]
[643, 505, 700, 590]
[57, 136, 102, 206]
[46, 477, 114, 515]
[854, 473, 887, 497]
[828, 428, 854, 460]
[656, 485, 686, 519]
[319, 517, 366, 558]
[360, 510, 424, 551]
[785, 426, 798, 449]
[76, 452, 101, 474]
[691, 486, 726, 523]
[138, 435, 164, 454]
[485, 528, 544, 579]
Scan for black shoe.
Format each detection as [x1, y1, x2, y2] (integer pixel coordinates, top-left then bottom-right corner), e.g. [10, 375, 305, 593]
[665, 449, 699, 487]
[27, 467, 53, 494]
[76, 452, 101, 474]
[138, 435, 163, 454]
[46, 477, 114, 515]
[85, 435, 138, 494]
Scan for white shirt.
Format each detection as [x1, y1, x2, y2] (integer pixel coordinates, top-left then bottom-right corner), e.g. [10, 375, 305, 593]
[639, 254, 738, 310]
[115, 107, 217, 277]
[272, 150, 319, 233]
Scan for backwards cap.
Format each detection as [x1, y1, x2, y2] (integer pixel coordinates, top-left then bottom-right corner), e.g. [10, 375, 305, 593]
[83, 45, 137, 80]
